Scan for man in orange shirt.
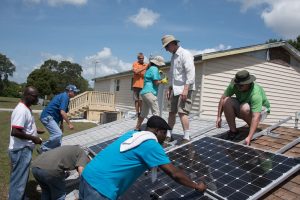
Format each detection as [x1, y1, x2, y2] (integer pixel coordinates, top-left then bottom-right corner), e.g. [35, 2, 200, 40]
[132, 53, 148, 116]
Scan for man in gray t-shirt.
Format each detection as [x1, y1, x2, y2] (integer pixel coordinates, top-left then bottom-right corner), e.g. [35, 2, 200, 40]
[31, 145, 88, 199]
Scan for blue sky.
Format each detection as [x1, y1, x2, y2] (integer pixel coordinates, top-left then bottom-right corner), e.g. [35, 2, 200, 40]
[1, 0, 299, 85]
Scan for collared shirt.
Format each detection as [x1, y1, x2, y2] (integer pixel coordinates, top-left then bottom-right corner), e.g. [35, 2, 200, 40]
[132, 61, 148, 88]
[9, 102, 38, 150]
[169, 46, 195, 96]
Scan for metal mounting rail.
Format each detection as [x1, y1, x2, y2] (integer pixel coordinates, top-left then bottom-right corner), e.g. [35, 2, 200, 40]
[252, 116, 293, 140]
[276, 137, 300, 154]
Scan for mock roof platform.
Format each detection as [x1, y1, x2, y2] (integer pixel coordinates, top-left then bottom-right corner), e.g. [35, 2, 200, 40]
[62, 114, 300, 200]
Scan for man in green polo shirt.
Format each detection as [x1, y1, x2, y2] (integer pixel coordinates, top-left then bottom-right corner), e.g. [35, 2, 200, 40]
[216, 70, 270, 146]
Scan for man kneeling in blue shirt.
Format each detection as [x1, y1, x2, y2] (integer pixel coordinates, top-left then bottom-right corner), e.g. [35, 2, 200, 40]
[80, 115, 206, 200]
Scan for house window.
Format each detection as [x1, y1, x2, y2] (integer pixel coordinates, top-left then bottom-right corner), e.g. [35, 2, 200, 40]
[115, 79, 120, 91]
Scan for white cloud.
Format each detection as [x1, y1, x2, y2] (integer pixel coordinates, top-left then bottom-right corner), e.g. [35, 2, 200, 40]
[11, 64, 39, 84]
[128, 8, 160, 28]
[23, 0, 88, 6]
[230, 0, 300, 39]
[188, 44, 232, 55]
[41, 52, 74, 62]
[82, 47, 132, 85]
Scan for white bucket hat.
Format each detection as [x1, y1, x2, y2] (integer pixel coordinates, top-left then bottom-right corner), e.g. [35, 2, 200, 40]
[161, 35, 180, 48]
[149, 55, 165, 67]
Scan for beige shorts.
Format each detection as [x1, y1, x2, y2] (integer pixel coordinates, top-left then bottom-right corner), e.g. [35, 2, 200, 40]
[168, 90, 193, 115]
[230, 98, 268, 122]
[133, 87, 142, 101]
[140, 93, 159, 118]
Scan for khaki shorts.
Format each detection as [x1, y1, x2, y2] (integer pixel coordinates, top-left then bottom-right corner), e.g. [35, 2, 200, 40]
[140, 93, 159, 118]
[168, 90, 193, 115]
[230, 98, 268, 122]
[133, 87, 142, 101]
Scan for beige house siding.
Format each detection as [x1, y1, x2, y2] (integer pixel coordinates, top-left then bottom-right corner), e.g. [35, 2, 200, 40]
[200, 54, 300, 127]
[94, 79, 112, 92]
[113, 75, 133, 106]
[94, 75, 134, 108]
[191, 62, 203, 113]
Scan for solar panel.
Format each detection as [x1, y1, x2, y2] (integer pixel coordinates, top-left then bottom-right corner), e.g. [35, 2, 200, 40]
[88, 138, 117, 156]
[87, 136, 299, 200]
[121, 137, 299, 200]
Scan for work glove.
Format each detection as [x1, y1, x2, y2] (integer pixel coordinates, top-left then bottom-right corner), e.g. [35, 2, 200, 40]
[161, 77, 168, 84]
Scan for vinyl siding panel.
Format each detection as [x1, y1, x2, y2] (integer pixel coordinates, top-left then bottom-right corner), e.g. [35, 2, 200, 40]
[95, 75, 134, 108]
[94, 80, 111, 92]
[201, 54, 300, 128]
[114, 75, 133, 106]
[191, 63, 203, 113]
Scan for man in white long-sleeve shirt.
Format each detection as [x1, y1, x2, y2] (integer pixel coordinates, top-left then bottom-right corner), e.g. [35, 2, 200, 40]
[161, 35, 195, 144]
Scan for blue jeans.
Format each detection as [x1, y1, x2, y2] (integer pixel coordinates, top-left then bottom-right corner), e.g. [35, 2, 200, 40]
[32, 167, 66, 200]
[8, 147, 32, 200]
[79, 177, 109, 200]
[40, 116, 62, 152]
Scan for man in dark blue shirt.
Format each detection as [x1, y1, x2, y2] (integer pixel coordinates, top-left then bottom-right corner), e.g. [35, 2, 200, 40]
[39, 84, 79, 153]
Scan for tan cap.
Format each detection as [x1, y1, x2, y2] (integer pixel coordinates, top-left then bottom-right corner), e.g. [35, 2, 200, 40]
[161, 35, 179, 48]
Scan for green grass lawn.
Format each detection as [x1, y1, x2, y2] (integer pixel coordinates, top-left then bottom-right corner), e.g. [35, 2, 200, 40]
[0, 96, 44, 110]
[0, 110, 97, 199]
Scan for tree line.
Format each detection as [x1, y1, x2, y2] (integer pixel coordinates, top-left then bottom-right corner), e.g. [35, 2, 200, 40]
[0, 55, 89, 99]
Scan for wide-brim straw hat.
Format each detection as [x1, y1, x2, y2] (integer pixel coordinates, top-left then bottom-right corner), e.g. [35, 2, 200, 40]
[231, 70, 256, 85]
[149, 55, 165, 67]
[161, 35, 180, 48]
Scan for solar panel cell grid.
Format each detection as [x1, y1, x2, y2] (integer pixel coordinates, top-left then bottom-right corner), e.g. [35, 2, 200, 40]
[88, 136, 299, 200]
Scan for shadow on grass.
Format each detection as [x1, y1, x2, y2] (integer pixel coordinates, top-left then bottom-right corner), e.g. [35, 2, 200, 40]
[26, 180, 41, 200]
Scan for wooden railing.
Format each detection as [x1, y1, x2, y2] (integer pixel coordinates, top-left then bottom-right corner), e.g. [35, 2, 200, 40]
[69, 91, 115, 115]
[89, 91, 115, 107]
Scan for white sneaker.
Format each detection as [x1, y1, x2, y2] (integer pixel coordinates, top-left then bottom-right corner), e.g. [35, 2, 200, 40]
[36, 184, 42, 192]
